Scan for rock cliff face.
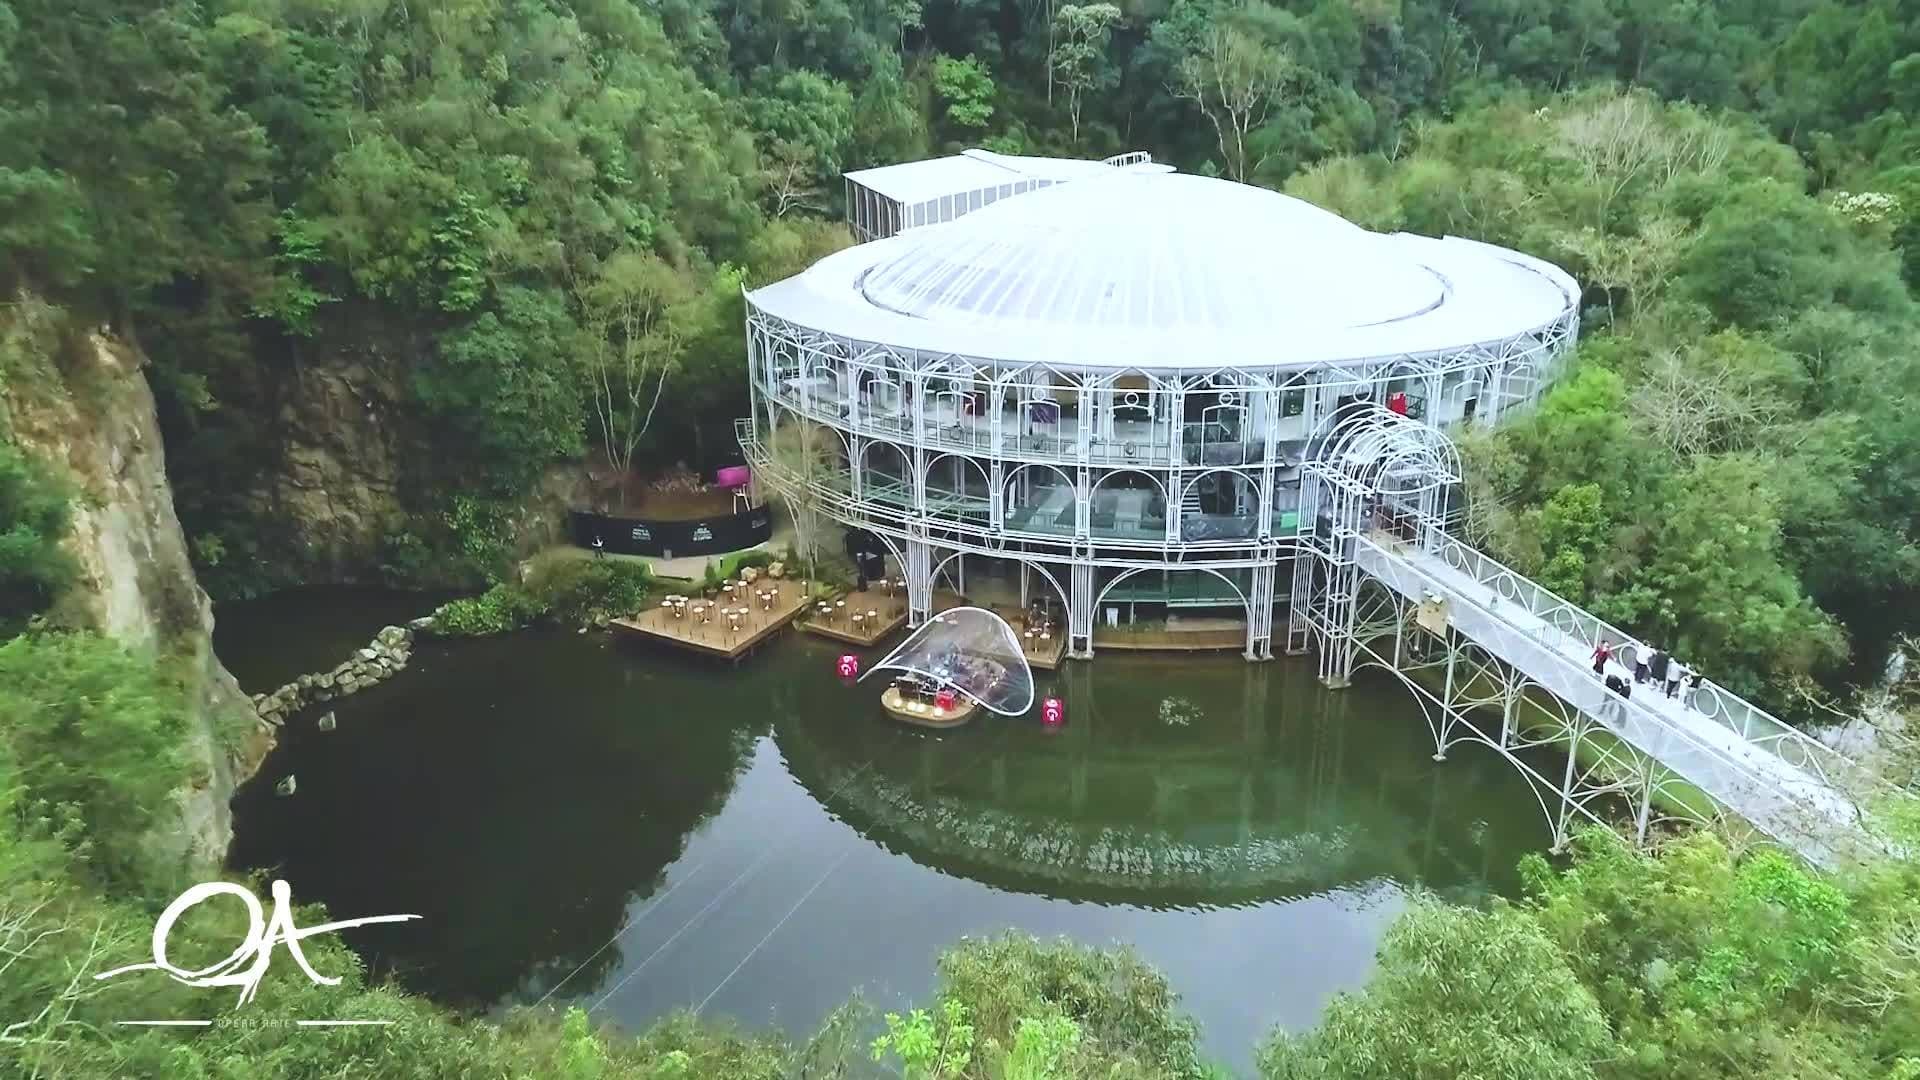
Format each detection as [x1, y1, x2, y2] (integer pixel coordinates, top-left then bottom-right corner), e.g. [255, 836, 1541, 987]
[228, 322, 585, 584]
[0, 297, 262, 872]
[245, 328, 415, 582]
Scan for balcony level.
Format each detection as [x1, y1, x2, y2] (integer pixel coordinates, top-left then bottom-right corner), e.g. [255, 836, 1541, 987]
[763, 365, 1487, 471]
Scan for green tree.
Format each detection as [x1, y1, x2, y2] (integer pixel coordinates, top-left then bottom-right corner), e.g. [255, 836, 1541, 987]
[1051, 5, 1122, 146]
[1173, 14, 1297, 182]
[576, 251, 698, 504]
[934, 54, 997, 139]
[1259, 901, 1613, 1080]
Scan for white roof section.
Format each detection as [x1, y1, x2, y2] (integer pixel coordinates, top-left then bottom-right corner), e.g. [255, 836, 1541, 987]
[756, 170, 1579, 372]
[844, 148, 1169, 205]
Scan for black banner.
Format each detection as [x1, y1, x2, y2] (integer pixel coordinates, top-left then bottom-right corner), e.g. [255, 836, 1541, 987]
[570, 507, 773, 558]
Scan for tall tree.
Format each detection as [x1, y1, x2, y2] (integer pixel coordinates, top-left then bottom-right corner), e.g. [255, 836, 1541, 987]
[1173, 19, 1295, 182]
[576, 252, 695, 507]
[1050, 4, 1121, 146]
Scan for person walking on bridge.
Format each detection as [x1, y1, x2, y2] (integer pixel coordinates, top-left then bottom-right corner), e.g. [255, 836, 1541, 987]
[1591, 639, 1614, 677]
[1633, 646, 1652, 686]
[1665, 658, 1688, 701]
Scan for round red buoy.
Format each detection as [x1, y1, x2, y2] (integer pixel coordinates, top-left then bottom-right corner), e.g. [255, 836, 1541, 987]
[1042, 696, 1065, 726]
[836, 653, 859, 679]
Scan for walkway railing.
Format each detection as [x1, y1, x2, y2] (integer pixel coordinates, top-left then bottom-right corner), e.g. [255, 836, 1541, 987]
[1423, 535, 1882, 799]
[1354, 536, 1876, 867]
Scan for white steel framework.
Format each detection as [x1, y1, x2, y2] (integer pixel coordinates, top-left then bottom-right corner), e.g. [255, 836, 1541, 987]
[742, 163, 1579, 660]
[738, 157, 1899, 865]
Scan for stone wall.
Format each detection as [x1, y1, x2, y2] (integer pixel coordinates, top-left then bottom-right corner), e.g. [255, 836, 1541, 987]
[251, 618, 433, 726]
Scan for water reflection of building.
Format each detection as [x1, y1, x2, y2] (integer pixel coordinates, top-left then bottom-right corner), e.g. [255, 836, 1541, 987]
[776, 661, 1523, 908]
[740, 150, 1578, 661]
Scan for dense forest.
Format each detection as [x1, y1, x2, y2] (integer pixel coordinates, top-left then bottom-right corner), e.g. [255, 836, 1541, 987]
[3, 0, 1918, 700]
[2, 0, 1920, 1077]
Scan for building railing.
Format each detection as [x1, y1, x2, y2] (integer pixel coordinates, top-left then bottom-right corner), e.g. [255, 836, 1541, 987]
[738, 418, 1285, 559]
[767, 379, 1290, 469]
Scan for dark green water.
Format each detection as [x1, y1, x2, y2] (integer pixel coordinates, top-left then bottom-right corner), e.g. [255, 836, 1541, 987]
[214, 585, 449, 693]
[226, 594, 1554, 1072]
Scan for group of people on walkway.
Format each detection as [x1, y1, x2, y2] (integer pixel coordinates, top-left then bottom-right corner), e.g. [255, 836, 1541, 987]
[1589, 638, 1702, 708]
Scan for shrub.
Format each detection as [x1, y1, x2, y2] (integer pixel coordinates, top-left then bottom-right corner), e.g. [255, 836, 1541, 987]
[531, 558, 655, 625]
[0, 441, 77, 632]
[0, 632, 187, 894]
[430, 583, 545, 636]
[431, 558, 655, 634]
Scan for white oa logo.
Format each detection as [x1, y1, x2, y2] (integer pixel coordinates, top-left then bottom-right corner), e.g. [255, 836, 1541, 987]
[95, 880, 420, 1009]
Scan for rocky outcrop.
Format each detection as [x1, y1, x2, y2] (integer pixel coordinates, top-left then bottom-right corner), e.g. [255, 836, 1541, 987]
[0, 295, 263, 871]
[232, 317, 588, 583]
[252, 621, 427, 725]
[254, 353, 412, 581]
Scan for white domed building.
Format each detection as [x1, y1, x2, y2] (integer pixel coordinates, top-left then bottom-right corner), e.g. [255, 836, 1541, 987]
[738, 150, 1579, 662]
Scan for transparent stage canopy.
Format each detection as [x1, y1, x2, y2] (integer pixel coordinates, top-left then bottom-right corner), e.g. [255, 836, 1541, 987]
[863, 606, 1036, 716]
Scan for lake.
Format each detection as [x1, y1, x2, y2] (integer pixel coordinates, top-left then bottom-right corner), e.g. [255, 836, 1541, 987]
[223, 590, 1553, 1072]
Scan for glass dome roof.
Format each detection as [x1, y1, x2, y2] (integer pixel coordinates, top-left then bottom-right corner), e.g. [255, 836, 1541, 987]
[856, 172, 1446, 334]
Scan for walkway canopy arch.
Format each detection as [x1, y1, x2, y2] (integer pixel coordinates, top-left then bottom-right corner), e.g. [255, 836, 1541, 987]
[1305, 400, 1462, 509]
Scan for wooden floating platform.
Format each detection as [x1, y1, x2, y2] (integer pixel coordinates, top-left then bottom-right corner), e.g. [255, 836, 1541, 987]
[610, 578, 812, 661]
[797, 587, 910, 647]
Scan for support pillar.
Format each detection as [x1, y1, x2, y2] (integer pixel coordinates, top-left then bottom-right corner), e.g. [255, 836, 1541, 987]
[1245, 560, 1276, 660]
[906, 538, 933, 627]
[1068, 561, 1095, 659]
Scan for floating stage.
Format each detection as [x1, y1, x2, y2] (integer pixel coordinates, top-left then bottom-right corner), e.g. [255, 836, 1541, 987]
[880, 683, 976, 728]
[610, 578, 812, 660]
[797, 586, 909, 647]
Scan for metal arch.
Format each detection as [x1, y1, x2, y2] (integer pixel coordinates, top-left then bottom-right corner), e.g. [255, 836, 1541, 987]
[1305, 400, 1463, 497]
[1092, 565, 1256, 647]
[1088, 466, 1169, 505]
[860, 438, 914, 480]
[1178, 465, 1265, 512]
[923, 451, 993, 491]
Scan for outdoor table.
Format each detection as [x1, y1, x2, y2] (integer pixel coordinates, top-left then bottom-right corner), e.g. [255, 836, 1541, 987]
[835, 600, 847, 620]
[866, 609, 878, 623]
[851, 612, 866, 631]
[760, 589, 776, 611]
[726, 608, 744, 632]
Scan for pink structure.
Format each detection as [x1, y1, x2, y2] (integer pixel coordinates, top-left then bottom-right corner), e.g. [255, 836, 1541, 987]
[714, 465, 751, 489]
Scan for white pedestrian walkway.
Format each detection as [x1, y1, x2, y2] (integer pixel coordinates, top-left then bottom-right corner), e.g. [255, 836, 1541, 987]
[1354, 534, 1880, 868]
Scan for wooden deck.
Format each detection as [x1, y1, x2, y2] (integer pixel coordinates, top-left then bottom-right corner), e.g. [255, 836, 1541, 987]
[611, 578, 812, 660]
[993, 608, 1069, 669]
[797, 586, 910, 647]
